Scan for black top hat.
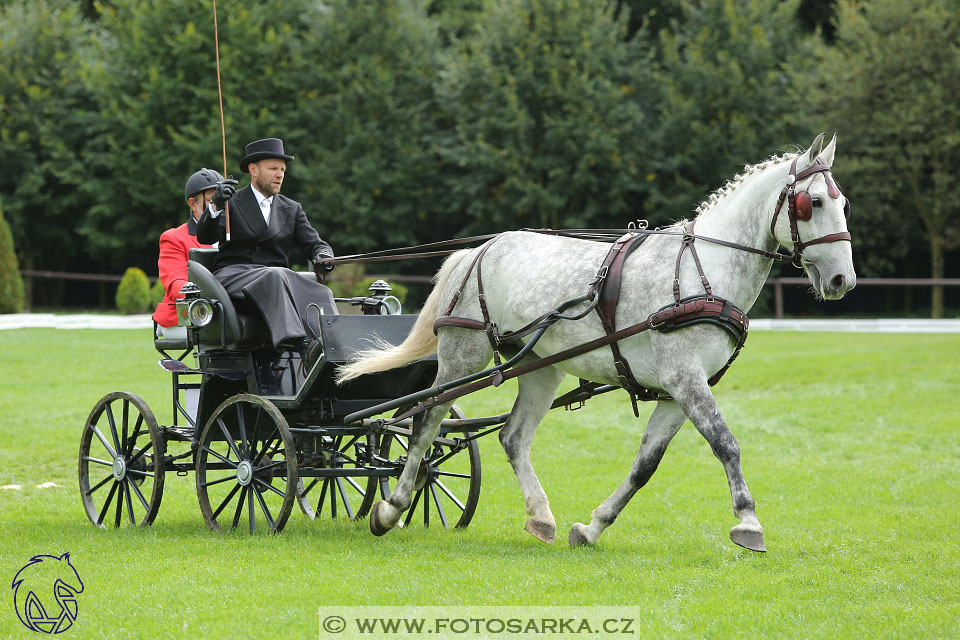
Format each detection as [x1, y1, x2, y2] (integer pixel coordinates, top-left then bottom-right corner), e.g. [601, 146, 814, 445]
[239, 138, 294, 173]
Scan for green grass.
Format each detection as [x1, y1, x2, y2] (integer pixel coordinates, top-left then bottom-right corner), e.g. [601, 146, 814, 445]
[1, 329, 958, 639]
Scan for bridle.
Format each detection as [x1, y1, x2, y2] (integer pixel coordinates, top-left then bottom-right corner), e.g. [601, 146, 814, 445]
[771, 157, 852, 268]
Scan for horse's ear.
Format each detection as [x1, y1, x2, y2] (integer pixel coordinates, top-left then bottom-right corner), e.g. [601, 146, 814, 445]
[803, 133, 826, 168]
[59, 552, 71, 562]
[819, 133, 837, 166]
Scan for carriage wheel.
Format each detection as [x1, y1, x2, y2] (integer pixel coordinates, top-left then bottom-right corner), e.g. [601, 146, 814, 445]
[195, 394, 297, 534]
[378, 405, 481, 529]
[297, 433, 377, 520]
[79, 392, 166, 528]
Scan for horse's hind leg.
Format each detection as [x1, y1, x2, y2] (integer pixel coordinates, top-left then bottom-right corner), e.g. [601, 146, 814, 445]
[669, 377, 766, 552]
[369, 329, 492, 536]
[498, 364, 566, 544]
[569, 400, 686, 547]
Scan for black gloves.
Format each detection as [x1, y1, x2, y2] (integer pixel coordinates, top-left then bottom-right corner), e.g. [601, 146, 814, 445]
[212, 178, 238, 210]
[313, 253, 335, 284]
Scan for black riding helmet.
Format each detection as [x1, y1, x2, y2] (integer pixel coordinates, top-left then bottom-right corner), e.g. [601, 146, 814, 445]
[184, 168, 225, 201]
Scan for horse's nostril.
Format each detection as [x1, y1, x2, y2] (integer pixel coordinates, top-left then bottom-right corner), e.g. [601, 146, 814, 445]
[830, 274, 845, 292]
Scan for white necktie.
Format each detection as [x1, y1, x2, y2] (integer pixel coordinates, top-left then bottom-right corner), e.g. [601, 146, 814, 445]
[261, 197, 271, 224]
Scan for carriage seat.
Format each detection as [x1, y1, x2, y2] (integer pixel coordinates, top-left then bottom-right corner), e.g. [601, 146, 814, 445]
[187, 248, 268, 350]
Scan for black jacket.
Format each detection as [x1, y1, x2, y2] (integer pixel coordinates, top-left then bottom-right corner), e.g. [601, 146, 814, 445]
[196, 185, 332, 271]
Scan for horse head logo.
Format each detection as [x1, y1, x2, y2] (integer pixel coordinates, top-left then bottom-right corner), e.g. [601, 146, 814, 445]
[11, 552, 84, 634]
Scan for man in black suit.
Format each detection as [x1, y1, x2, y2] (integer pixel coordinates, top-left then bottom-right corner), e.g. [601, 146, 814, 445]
[197, 137, 334, 361]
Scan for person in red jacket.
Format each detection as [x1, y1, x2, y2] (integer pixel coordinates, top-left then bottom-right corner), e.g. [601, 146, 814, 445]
[152, 169, 221, 339]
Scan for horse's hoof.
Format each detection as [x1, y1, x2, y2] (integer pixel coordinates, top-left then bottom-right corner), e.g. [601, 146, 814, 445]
[568, 523, 593, 547]
[524, 518, 556, 544]
[369, 500, 394, 537]
[730, 524, 766, 552]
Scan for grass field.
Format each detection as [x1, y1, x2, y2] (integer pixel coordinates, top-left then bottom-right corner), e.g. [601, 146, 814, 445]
[1, 328, 958, 639]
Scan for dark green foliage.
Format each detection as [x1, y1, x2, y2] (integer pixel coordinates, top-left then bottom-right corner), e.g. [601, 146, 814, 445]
[643, 0, 815, 221]
[806, 0, 960, 316]
[115, 267, 151, 314]
[0, 204, 25, 313]
[149, 278, 164, 308]
[433, 0, 653, 234]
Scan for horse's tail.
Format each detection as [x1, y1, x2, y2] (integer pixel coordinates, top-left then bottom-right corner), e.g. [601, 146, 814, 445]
[335, 249, 472, 383]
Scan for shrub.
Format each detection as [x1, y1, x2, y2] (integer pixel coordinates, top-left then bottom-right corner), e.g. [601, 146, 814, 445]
[149, 278, 164, 307]
[115, 267, 152, 314]
[0, 205, 25, 314]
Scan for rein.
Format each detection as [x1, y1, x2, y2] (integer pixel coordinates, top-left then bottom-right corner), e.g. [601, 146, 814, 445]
[212, 0, 231, 241]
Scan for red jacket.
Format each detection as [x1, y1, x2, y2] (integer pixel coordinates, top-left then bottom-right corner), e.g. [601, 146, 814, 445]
[152, 217, 212, 327]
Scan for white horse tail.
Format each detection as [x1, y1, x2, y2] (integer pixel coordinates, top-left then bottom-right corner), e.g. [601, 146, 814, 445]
[336, 249, 472, 383]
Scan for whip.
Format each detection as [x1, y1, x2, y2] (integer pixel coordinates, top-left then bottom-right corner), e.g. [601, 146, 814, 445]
[212, 0, 230, 241]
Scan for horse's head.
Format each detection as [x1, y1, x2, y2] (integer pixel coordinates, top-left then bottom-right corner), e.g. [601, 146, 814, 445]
[772, 133, 857, 300]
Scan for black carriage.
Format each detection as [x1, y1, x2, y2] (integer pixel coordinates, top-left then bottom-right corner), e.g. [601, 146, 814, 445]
[78, 249, 491, 534]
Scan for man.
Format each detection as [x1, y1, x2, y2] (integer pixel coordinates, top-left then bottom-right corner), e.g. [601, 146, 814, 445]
[153, 168, 219, 339]
[196, 137, 335, 363]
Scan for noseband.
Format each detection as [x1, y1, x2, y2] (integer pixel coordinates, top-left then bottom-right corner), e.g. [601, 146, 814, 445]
[771, 158, 852, 268]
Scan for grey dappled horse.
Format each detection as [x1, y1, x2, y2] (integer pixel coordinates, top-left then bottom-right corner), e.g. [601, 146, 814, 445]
[338, 134, 856, 551]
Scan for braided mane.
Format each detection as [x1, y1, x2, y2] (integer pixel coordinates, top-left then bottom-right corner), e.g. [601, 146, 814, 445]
[694, 149, 801, 218]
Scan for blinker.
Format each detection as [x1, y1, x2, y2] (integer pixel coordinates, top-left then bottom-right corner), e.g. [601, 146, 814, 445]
[794, 191, 813, 222]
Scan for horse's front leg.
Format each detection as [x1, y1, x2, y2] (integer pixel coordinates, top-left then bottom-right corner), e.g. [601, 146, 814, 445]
[369, 402, 451, 536]
[667, 374, 766, 552]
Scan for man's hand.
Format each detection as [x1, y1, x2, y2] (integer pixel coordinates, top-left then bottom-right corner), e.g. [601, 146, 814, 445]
[212, 177, 239, 210]
[313, 253, 335, 284]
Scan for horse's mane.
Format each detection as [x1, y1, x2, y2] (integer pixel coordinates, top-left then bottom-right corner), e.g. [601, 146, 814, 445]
[694, 148, 802, 218]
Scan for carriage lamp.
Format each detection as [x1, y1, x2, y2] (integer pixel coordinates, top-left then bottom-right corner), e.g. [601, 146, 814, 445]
[363, 279, 402, 316]
[176, 282, 214, 328]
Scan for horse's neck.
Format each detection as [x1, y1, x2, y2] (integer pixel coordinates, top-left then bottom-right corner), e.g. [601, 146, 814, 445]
[688, 162, 786, 312]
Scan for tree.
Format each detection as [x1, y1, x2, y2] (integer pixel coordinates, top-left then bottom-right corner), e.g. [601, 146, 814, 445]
[0, 202, 25, 313]
[644, 0, 816, 223]
[808, 0, 960, 317]
[432, 0, 654, 235]
[0, 0, 97, 278]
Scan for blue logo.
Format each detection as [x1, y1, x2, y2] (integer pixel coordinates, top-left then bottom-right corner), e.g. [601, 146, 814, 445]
[11, 552, 84, 634]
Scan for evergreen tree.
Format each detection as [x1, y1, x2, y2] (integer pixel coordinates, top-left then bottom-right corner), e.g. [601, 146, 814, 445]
[0, 202, 25, 314]
[808, 0, 960, 317]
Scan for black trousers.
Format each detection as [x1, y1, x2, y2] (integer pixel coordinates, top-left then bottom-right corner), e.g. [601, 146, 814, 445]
[214, 264, 336, 348]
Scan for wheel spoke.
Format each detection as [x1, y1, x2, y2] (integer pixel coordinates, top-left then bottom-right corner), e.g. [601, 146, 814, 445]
[252, 484, 275, 529]
[254, 431, 281, 465]
[344, 476, 366, 496]
[404, 490, 423, 527]
[253, 475, 286, 499]
[84, 456, 113, 467]
[316, 479, 330, 515]
[124, 480, 137, 526]
[231, 486, 248, 530]
[217, 417, 242, 461]
[126, 414, 145, 457]
[236, 404, 249, 458]
[431, 447, 461, 468]
[96, 481, 119, 525]
[430, 484, 449, 528]
[212, 482, 242, 520]
[247, 483, 255, 533]
[393, 435, 409, 452]
[90, 425, 118, 459]
[301, 478, 319, 497]
[202, 445, 238, 469]
[105, 403, 122, 453]
[436, 471, 471, 479]
[86, 472, 114, 496]
[201, 474, 236, 489]
[335, 478, 354, 519]
[424, 484, 430, 527]
[128, 477, 150, 510]
[125, 468, 154, 478]
[126, 440, 154, 467]
[121, 400, 130, 453]
[434, 480, 466, 511]
[114, 479, 123, 528]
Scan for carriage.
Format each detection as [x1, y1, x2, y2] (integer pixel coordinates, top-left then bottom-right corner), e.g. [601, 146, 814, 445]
[78, 248, 499, 534]
[79, 134, 856, 550]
